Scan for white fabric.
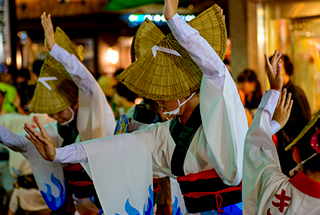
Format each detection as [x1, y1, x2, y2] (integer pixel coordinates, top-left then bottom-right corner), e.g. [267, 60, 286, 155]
[243, 89, 320, 214]
[9, 188, 49, 212]
[152, 45, 181, 57]
[0, 44, 115, 211]
[168, 13, 247, 185]
[81, 134, 153, 214]
[53, 13, 248, 214]
[270, 120, 281, 136]
[170, 178, 186, 214]
[50, 44, 116, 141]
[0, 113, 55, 177]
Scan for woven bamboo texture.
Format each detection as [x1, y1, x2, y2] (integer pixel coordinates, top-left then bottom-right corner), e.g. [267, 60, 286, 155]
[30, 27, 79, 114]
[120, 4, 227, 101]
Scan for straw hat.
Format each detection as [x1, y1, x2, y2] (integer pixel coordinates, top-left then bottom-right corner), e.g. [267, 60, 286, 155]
[286, 110, 320, 151]
[118, 4, 227, 101]
[30, 27, 80, 114]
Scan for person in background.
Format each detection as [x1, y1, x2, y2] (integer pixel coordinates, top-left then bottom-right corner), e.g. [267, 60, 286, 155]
[113, 82, 139, 117]
[243, 50, 320, 215]
[237, 69, 263, 117]
[32, 60, 44, 80]
[25, 2, 248, 214]
[274, 54, 311, 176]
[0, 13, 115, 215]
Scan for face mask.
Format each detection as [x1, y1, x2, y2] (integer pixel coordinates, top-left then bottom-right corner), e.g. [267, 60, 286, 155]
[60, 107, 75, 126]
[163, 92, 195, 116]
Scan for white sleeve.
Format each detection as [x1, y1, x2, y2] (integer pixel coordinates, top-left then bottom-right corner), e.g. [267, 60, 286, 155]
[53, 144, 87, 163]
[49, 43, 97, 99]
[270, 120, 281, 135]
[166, 13, 226, 92]
[0, 126, 27, 152]
[243, 89, 288, 214]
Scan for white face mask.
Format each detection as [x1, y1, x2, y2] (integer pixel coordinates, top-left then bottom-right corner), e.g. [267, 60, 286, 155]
[163, 92, 195, 117]
[60, 107, 75, 126]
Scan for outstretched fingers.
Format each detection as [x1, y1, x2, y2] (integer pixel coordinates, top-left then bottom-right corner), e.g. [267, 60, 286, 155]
[34, 116, 50, 140]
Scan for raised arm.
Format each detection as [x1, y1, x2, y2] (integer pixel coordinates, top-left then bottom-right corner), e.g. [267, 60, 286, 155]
[164, 0, 226, 92]
[242, 50, 293, 213]
[41, 13, 101, 99]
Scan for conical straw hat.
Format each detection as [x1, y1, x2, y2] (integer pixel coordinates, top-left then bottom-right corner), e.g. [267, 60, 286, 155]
[133, 18, 165, 60]
[133, 4, 227, 61]
[118, 34, 202, 101]
[286, 110, 320, 151]
[30, 27, 79, 114]
[188, 4, 227, 60]
[119, 4, 226, 101]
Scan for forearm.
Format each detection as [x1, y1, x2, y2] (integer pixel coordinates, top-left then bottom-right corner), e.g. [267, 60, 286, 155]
[167, 13, 226, 91]
[244, 90, 280, 170]
[0, 126, 27, 152]
[53, 143, 87, 163]
[49, 44, 97, 98]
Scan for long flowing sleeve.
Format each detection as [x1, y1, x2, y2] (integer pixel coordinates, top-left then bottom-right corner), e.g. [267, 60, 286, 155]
[167, 14, 248, 185]
[49, 44, 116, 139]
[167, 13, 226, 91]
[242, 89, 289, 214]
[50, 44, 98, 99]
[54, 144, 87, 163]
[0, 125, 27, 152]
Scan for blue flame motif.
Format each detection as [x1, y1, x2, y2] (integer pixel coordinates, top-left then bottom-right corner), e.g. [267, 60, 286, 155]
[115, 184, 153, 215]
[172, 196, 183, 215]
[40, 173, 66, 211]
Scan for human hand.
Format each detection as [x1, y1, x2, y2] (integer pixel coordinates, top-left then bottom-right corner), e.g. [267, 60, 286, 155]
[265, 50, 283, 91]
[164, 0, 179, 20]
[24, 116, 56, 161]
[272, 88, 293, 129]
[41, 12, 55, 51]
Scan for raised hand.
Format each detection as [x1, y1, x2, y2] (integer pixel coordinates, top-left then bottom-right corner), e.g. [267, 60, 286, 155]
[41, 12, 55, 51]
[265, 50, 283, 91]
[24, 116, 56, 161]
[164, 0, 179, 20]
[272, 89, 293, 129]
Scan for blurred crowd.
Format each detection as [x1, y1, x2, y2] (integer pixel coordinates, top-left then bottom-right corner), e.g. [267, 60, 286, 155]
[0, 41, 311, 215]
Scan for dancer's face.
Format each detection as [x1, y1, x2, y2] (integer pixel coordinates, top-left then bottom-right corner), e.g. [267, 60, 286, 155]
[156, 100, 180, 113]
[48, 101, 78, 125]
[48, 108, 73, 125]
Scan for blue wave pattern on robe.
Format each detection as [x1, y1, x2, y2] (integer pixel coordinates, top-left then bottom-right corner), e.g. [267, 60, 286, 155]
[172, 196, 183, 215]
[115, 185, 153, 215]
[40, 173, 66, 211]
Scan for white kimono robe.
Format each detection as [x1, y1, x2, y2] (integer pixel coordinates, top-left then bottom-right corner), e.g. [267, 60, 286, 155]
[53, 13, 248, 214]
[0, 44, 115, 210]
[243, 89, 320, 215]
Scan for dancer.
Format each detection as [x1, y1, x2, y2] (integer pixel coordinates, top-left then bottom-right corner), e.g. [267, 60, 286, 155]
[0, 13, 115, 214]
[242, 50, 320, 214]
[26, 1, 248, 214]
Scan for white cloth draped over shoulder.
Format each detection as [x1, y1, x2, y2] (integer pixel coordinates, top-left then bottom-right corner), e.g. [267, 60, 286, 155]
[0, 43, 115, 210]
[54, 13, 248, 214]
[243, 90, 320, 215]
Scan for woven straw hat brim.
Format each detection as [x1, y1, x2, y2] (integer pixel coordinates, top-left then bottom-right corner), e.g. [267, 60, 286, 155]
[55, 27, 82, 62]
[30, 55, 78, 114]
[188, 4, 227, 60]
[30, 27, 80, 114]
[133, 18, 165, 61]
[118, 34, 202, 101]
[133, 4, 227, 61]
[121, 4, 227, 101]
[286, 110, 320, 151]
